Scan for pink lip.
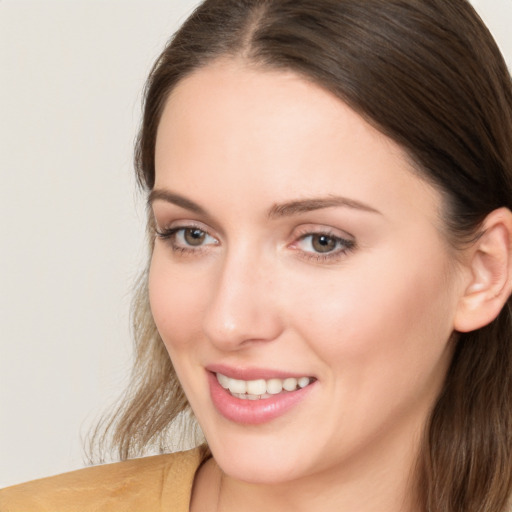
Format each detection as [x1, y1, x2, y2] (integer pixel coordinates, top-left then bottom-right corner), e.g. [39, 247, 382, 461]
[207, 370, 316, 425]
[206, 363, 311, 381]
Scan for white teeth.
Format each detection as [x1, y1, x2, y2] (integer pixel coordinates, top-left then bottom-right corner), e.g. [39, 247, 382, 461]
[228, 379, 247, 394]
[216, 373, 312, 399]
[217, 373, 230, 389]
[298, 377, 310, 388]
[283, 378, 298, 391]
[246, 379, 267, 395]
[266, 378, 283, 394]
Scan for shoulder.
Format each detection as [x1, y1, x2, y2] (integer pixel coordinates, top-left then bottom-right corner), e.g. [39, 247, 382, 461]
[0, 447, 205, 512]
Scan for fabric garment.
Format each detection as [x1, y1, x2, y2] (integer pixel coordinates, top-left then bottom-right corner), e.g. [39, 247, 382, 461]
[0, 447, 204, 511]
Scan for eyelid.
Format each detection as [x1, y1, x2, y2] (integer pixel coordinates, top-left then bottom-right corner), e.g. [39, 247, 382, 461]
[290, 224, 355, 243]
[155, 226, 217, 242]
[153, 218, 356, 262]
[154, 220, 220, 256]
[151, 201, 225, 239]
[154, 217, 213, 236]
[288, 224, 356, 262]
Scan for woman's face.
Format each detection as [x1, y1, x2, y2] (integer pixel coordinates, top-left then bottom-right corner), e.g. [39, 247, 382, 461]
[149, 60, 465, 484]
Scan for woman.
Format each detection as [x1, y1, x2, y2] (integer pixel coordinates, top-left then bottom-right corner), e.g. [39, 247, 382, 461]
[2, 0, 512, 511]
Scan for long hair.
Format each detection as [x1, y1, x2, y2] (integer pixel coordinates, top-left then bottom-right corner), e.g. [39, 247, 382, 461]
[94, 1, 512, 510]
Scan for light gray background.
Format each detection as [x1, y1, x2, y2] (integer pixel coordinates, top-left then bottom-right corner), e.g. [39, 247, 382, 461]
[1, 0, 511, 488]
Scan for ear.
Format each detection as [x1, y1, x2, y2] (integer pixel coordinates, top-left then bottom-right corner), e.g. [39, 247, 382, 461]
[454, 207, 512, 333]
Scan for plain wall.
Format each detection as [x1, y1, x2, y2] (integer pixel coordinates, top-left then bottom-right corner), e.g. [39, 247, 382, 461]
[1, 0, 511, 488]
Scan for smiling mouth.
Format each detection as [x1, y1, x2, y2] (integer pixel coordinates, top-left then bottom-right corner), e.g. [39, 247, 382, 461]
[216, 373, 315, 400]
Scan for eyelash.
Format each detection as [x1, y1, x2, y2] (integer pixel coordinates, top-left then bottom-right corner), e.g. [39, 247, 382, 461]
[155, 226, 217, 256]
[154, 225, 356, 263]
[291, 230, 356, 263]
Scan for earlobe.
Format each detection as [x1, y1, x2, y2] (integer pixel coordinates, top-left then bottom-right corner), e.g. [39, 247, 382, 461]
[454, 207, 512, 333]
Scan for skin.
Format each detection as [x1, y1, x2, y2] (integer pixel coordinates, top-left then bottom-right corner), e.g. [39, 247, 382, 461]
[148, 59, 470, 512]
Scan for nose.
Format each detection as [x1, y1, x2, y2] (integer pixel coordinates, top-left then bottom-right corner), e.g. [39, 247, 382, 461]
[202, 248, 284, 351]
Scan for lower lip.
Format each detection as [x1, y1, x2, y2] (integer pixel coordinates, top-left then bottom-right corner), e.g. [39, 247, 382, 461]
[208, 372, 315, 425]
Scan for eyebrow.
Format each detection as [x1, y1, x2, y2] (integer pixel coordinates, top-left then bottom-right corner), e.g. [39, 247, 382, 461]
[267, 196, 381, 218]
[148, 189, 381, 218]
[148, 189, 207, 215]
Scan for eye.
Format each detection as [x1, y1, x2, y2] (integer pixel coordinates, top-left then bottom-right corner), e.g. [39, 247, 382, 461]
[155, 225, 218, 252]
[178, 228, 211, 247]
[305, 234, 340, 253]
[291, 229, 355, 262]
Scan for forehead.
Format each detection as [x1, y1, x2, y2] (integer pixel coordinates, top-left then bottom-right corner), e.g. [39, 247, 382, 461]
[154, 59, 442, 229]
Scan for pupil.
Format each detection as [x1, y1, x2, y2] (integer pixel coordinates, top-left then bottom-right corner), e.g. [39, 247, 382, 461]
[312, 234, 335, 253]
[185, 229, 206, 246]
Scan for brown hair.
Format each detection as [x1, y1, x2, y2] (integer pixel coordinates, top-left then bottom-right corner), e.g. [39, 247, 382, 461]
[93, 1, 512, 510]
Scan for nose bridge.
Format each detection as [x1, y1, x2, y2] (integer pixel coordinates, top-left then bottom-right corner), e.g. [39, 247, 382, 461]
[202, 241, 282, 349]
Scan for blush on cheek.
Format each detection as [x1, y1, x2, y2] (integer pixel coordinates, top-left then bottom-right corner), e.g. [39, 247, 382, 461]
[148, 260, 179, 345]
[148, 256, 206, 349]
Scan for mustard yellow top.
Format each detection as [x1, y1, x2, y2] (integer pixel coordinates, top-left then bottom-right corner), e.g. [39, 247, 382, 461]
[0, 447, 204, 511]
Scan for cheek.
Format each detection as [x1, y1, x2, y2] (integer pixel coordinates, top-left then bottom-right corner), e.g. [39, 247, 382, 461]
[148, 250, 207, 352]
[291, 245, 457, 389]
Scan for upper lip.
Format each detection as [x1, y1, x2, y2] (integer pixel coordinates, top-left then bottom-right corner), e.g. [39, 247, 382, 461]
[206, 363, 314, 381]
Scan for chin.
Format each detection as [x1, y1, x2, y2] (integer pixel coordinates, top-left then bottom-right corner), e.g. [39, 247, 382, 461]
[204, 427, 317, 485]
[216, 454, 304, 485]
